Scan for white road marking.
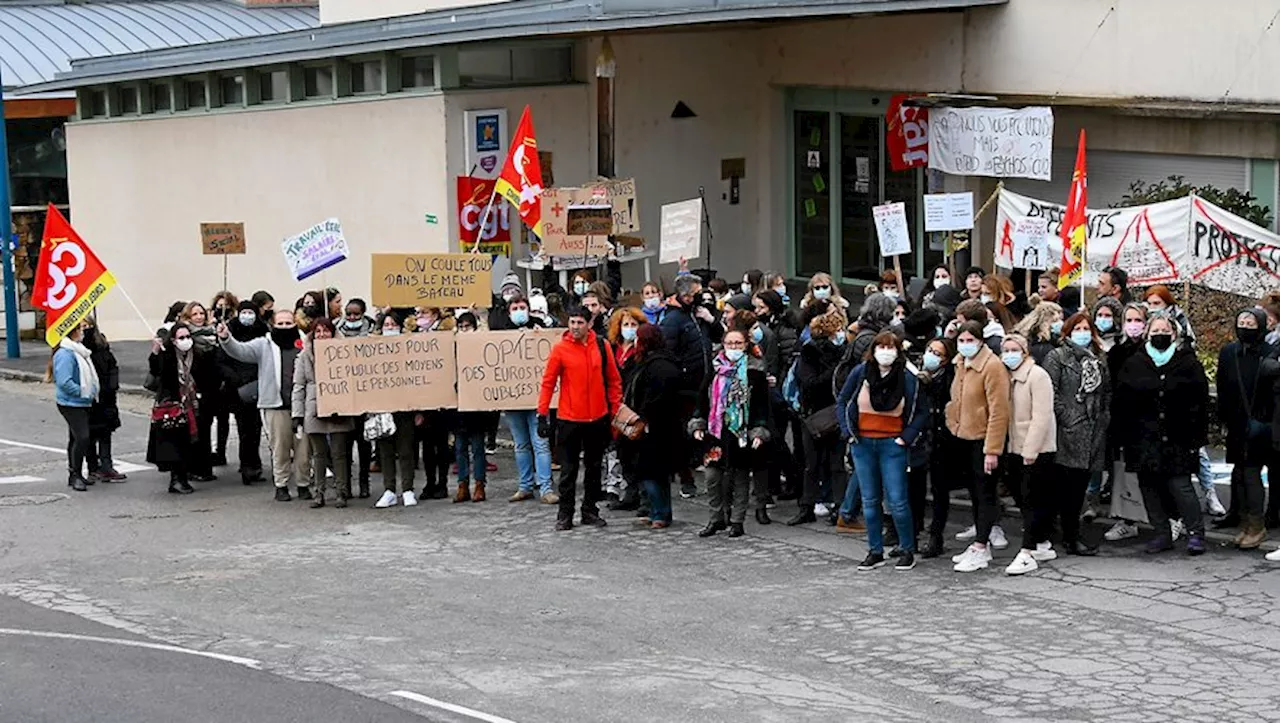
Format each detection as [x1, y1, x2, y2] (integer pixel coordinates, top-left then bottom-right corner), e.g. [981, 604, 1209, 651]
[0, 628, 262, 669]
[112, 462, 150, 474]
[0, 437, 63, 454]
[389, 691, 519, 723]
[0, 475, 45, 485]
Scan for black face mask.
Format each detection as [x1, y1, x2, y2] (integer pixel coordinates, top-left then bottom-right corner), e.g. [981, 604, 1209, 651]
[302, 304, 320, 318]
[1149, 334, 1174, 351]
[271, 327, 298, 349]
[1237, 326, 1261, 345]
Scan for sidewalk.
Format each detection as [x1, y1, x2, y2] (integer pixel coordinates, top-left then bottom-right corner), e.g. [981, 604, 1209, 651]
[0, 340, 154, 397]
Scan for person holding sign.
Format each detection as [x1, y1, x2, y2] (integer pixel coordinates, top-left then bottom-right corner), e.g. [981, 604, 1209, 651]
[372, 312, 420, 509]
[537, 305, 623, 532]
[291, 319, 356, 509]
[491, 293, 558, 504]
[452, 313, 490, 504]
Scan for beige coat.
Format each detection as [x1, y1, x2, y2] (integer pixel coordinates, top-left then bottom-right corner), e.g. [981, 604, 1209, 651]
[1006, 358, 1057, 460]
[945, 344, 1011, 455]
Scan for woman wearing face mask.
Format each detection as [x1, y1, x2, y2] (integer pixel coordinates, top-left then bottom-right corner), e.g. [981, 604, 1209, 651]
[147, 322, 205, 495]
[496, 294, 559, 505]
[789, 312, 850, 527]
[1215, 308, 1273, 550]
[371, 312, 421, 509]
[617, 324, 684, 529]
[742, 269, 764, 297]
[917, 265, 953, 310]
[640, 282, 667, 325]
[451, 312, 492, 503]
[604, 308, 649, 510]
[81, 322, 126, 484]
[691, 329, 771, 538]
[1013, 301, 1063, 366]
[1092, 297, 1123, 353]
[408, 310, 453, 500]
[1115, 316, 1209, 555]
[999, 333, 1059, 575]
[1096, 303, 1151, 539]
[178, 302, 220, 482]
[218, 302, 268, 485]
[49, 323, 100, 492]
[800, 272, 849, 312]
[947, 321, 1012, 572]
[837, 331, 930, 571]
[338, 299, 375, 338]
[329, 298, 374, 497]
[209, 293, 240, 467]
[919, 337, 963, 558]
[296, 291, 324, 333]
[291, 318, 356, 508]
[763, 271, 791, 306]
[569, 271, 593, 305]
[1041, 313, 1109, 556]
[1143, 284, 1196, 347]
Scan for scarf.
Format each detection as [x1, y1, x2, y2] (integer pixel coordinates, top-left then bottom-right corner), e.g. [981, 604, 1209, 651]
[708, 352, 749, 444]
[59, 338, 100, 401]
[189, 324, 219, 352]
[867, 361, 904, 412]
[176, 350, 196, 406]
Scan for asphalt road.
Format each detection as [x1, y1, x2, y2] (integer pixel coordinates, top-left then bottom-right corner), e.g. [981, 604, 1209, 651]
[2, 376, 1280, 722]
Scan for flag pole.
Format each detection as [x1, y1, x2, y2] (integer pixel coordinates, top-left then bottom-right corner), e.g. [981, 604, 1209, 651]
[470, 191, 499, 254]
[114, 283, 157, 339]
[0, 64, 18, 359]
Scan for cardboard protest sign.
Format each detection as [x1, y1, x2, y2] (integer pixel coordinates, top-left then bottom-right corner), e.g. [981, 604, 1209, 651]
[872, 202, 911, 257]
[282, 218, 349, 281]
[602, 178, 639, 234]
[1011, 218, 1050, 271]
[315, 333, 457, 416]
[929, 107, 1054, 181]
[455, 328, 562, 411]
[371, 253, 493, 308]
[922, 193, 974, 232]
[538, 186, 615, 256]
[201, 222, 246, 255]
[660, 198, 702, 264]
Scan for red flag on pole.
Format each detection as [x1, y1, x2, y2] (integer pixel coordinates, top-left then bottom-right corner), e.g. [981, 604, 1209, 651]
[31, 205, 117, 346]
[493, 106, 546, 239]
[1058, 130, 1088, 290]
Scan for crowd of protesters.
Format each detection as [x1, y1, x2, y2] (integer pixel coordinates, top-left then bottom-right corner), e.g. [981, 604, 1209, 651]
[47, 257, 1280, 572]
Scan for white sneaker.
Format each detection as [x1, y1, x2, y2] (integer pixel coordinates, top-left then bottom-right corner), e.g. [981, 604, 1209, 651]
[1031, 541, 1057, 561]
[955, 525, 977, 541]
[402, 490, 418, 507]
[1005, 550, 1038, 575]
[814, 502, 830, 517]
[1265, 548, 1280, 562]
[1205, 487, 1227, 516]
[1171, 519, 1186, 542]
[953, 545, 992, 572]
[990, 525, 1009, 550]
[375, 490, 398, 508]
[1104, 521, 1139, 541]
[952, 542, 985, 563]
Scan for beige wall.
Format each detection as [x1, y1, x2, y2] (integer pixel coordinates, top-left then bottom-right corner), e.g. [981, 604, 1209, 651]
[66, 94, 450, 340]
[320, 0, 508, 24]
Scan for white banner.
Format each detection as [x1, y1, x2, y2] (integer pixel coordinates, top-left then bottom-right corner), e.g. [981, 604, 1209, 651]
[1187, 197, 1280, 297]
[928, 107, 1054, 181]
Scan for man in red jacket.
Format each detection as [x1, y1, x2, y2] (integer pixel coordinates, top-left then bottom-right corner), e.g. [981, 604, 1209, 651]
[538, 305, 623, 531]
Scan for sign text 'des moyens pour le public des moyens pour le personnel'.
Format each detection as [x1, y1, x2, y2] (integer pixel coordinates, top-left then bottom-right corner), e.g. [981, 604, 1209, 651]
[371, 253, 494, 309]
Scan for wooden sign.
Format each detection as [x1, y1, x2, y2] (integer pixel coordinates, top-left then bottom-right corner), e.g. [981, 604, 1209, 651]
[455, 328, 562, 411]
[201, 222, 246, 255]
[538, 186, 614, 257]
[315, 333, 457, 415]
[566, 206, 614, 237]
[371, 253, 493, 308]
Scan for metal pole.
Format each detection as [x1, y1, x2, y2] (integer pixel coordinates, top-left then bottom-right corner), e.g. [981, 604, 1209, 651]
[0, 65, 20, 359]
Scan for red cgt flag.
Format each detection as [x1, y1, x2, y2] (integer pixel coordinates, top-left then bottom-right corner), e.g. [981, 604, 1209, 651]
[493, 105, 546, 238]
[32, 205, 117, 346]
[1058, 130, 1088, 290]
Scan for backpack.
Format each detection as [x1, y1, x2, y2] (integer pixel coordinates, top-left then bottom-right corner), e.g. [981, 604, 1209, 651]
[781, 357, 802, 413]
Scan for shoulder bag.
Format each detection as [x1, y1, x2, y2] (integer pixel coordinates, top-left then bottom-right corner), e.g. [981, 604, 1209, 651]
[598, 337, 646, 440]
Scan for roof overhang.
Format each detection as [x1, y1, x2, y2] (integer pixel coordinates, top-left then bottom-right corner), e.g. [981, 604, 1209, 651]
[909, 92, 1280, 121]
[16, 0, 1006, 93]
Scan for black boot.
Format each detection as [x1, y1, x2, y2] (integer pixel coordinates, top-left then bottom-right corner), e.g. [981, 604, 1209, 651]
[699, 520, 728, 537]
[169, 474, 193, 495]
[728, 522, 745, 538]
[785, 509, 817, 526]
[274, 487, 292, 502]
[920, 533, 945, 559]
[297, 486, 314, 501]
[755, 508, 772, 525]
[1266, 491, 1280, 529]
[1211, 514, 1240, 529]
[68, 473, 88, 492]
[608, 489, 640, 511]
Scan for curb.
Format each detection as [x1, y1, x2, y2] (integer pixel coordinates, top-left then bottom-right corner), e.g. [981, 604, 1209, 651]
[0, 368, 153, 398]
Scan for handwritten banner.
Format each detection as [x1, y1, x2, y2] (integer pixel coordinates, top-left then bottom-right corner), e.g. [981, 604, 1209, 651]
[282, 218, 349, 281]
[539, 186, 615, 257]
[315, 333, 457, 416]
[873, 202, 911, 257]
[370, 253, 493, 308]
[200, 222, 246, 255]
[929, 107, 1054, 181]
[455, 329, 561, 411]
[660, 198, 703, 264]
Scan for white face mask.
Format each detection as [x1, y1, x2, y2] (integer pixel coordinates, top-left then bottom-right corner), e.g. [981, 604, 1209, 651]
[741, 282, 752, 294]
[813, 287, 832, 300]
[383, 328, 401, 336]
[933, 277, 950, 289]
[873, 348, 898, 366]
[238, 312, 256, 326]
[644, 296, 661, 310]
[573, 281, 589, 295]
[174, 338, 193, 352]
[980, 294, 993, 304]
[884, 289, 900, 300]
[725, 348, 745, 362]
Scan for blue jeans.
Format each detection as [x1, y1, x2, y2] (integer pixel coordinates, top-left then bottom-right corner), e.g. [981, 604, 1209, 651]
[838, 444, 862, 521]
[643, 478, 672, 523]
[851, 437, 914, 554]
[505, 410, 553, 494]
[455, 431, 487, 483]
[1197, 446, 1214, 493]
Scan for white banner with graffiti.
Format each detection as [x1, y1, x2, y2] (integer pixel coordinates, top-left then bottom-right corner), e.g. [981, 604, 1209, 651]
[994, 188, 1280, 297]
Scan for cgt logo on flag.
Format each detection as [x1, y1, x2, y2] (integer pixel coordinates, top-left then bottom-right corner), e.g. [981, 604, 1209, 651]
[31, 205, 117, 346]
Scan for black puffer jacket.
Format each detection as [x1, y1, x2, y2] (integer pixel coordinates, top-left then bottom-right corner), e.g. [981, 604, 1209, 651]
[794, 338, 843, 416]
[660, 302, 711, 393]
[1116, 345, 1208, 476]
[1217, 310, 1274, 465]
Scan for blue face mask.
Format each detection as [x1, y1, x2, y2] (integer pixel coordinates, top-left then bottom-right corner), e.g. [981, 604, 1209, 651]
[644, 296, 661, 310]
[751, 326, 764, 344]
[831, 330, 846, 347]
[813, 287, 832, 300]
[923, 351, 943, 371]
[1050, 320, 1064, 337]
[1146, 341, 1176, 367]
[957, 341, 981, 359]
[1001, 351, 1023, 370]
[1070, 330, 1093, 347]
[621, 326, 637, 341]
[510, 309, 530, 325]
[1095, 316, 1114, 333]
[725, 348, 745, 362]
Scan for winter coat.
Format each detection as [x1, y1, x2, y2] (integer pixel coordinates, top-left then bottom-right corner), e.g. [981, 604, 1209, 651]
[52, 347, 94, 408]
[689, 354, 772, 469]
[1042, 343, 1111, 471]
[87, 334, 121, 434]
[836, 361, 930, 445]
[1006, 357, 1057, 460]
[945, 345, 1011, 455]
[1115, 345, 1209, 476]
[221, 332, 304, 410]
[794, 339, 843, 416]
[1106, 338, 1145, 460]
[1217, 329, 1274, 466]
[659, 302, 711, 393]
[145, 348, 206, 469]
[616, 350, 687, 481]
[756, 323, 782, 380]
[291, 345, 357, 435]
[767, 314, 800, 369]
[1029, 338, 1057, 367]
[537, 330, 622, 423]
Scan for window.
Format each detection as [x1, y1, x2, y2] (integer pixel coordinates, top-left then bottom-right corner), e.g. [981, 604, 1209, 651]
[87, 89, 107, 117]
[350, 60, 383, 94]
[220, 75, 245, 106]
[183, 79, 207, 109]
[119, 86, 139, 115]
[303, 65, 334, 98]
[150, 82, 172, 112]
[458, 45, 574, 88]
[400, 54, 434, 89]
[258, 70, 288, 103]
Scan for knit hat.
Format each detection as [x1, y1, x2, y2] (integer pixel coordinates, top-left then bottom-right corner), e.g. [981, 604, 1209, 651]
[929, 284, 961, 314]
[964, 265, 986, 280]
[726, 293, 752, 311]
[1003, 332, 1030, 355]
[528, 288, 549, 316]
[903, 307, 940, 339]
[500, 272, 521, 296]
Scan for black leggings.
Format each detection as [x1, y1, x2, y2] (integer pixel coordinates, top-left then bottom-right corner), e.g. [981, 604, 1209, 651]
[58, 405, 91, 480]
[418, 411, 452, 488]
[1005, 454, 1056, 548]
[927, 433, 976, 539]
[1053, 465, 1092, 546]
[908, 465, 929, 536]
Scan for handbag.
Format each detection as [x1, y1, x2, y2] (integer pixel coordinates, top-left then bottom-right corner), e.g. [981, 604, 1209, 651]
[803, 404, 838, 437]
[237, 380, 258, 405]
[364, 412, 396, 441]
[612, 403, 647, 440]
[151, 400, 195, 437]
